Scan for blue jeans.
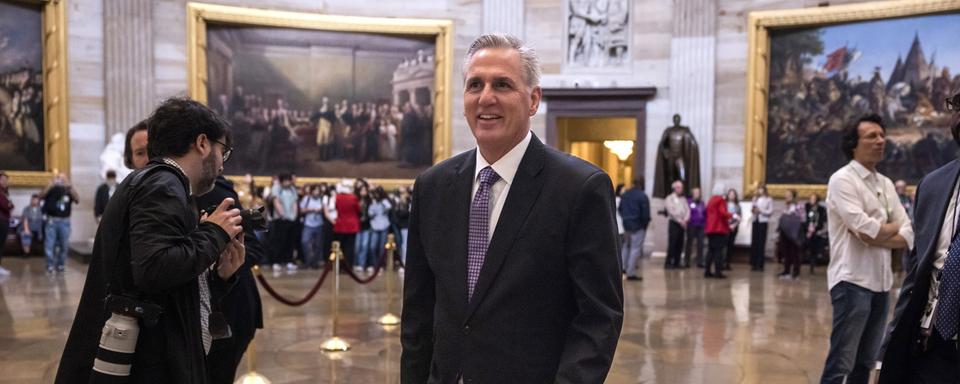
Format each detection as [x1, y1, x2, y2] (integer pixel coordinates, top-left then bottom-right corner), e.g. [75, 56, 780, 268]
[355, 230, 372, 268]
[44, 218, 70, 270]
[621, 229, 646, 277]
[821, 281, 889, 384]
[300, 225, 324, 267]
[368, 230, 388, 265]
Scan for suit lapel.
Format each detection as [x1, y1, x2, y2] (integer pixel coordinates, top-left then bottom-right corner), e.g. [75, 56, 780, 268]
[917, 161, 960, 275]
[464, 136, 547, 323]
[445, 150, 475, 311]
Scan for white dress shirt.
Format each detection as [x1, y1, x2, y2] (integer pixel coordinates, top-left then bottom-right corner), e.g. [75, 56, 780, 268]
[932, 176, 960, 271]
[472, 131, 532, 240]
[826, 160, 915, 292]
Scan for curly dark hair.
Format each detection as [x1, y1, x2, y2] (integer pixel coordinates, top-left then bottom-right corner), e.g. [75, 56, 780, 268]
[841, 114, 885, 160]
[146, 97, 230, 160]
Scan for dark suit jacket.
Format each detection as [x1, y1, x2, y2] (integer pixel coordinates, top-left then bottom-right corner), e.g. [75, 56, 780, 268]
[94, 183, 111, 218]
[400, 135, 624, 384]
[878, 159, 960, 383]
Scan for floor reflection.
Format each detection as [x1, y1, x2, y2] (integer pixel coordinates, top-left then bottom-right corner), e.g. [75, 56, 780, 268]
[0, 256, 870, 383]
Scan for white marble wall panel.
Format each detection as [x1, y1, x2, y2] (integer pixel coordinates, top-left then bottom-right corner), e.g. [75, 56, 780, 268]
[484, 0, 524, 37]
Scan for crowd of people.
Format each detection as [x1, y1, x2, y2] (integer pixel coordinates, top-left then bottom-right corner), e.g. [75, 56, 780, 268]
[615, 177, 915, 282]
[212, 87, 434, 173]
[229, 173, 412, 274]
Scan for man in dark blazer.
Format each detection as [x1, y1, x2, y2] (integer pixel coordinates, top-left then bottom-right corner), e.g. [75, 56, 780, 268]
[878, 93, 960, 383]
[196, 176, 265, 384]
[400, 33, 624, 384]
[94, 169, 117, 222]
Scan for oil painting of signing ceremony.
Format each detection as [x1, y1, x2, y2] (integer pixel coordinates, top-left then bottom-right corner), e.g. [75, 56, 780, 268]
[5, 0, 960, 383]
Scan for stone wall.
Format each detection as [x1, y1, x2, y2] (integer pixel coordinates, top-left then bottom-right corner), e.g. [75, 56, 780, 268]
[8, 0, 875, 248]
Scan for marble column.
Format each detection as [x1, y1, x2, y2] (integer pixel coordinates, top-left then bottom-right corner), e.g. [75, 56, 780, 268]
[483, 0, 524, 38]
[669, 0, 717, 193]
[103, 0, 155, 140]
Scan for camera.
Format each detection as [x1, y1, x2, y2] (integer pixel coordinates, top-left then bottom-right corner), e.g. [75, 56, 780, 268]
[202, 205, 269, 233]
[90, 294, 162, 380]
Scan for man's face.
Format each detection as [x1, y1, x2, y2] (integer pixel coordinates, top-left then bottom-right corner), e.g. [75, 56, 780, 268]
[853, 121, 885, 165]
[196, 137, 226, 196]
[895, 181, 907, 195]
[463, 48, 541, 154]
[672, 182, 684, 195]
[130, 130, 149, 170]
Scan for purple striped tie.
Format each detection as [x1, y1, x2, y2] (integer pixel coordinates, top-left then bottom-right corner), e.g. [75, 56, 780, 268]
[468, 166, 500, 300]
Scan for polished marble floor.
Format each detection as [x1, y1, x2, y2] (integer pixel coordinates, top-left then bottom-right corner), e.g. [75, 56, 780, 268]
[0, 256, 902, 383]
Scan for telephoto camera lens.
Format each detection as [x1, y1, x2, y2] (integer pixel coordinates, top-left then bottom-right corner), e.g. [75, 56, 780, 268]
[91, 313, 140, 381]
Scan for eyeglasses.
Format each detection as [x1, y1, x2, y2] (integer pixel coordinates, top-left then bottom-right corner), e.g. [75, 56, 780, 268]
[947, 93, 960, 112]
[211, 138, 233, 163]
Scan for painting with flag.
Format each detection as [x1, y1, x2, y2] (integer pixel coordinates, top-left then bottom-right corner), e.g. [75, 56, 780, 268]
[763, 12, 960, 186]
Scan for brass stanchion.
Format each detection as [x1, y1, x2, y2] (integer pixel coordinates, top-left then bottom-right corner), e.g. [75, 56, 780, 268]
[378, 234, 401, 326]
[321, 241, 351, 352]
[233, 338, 271, 384]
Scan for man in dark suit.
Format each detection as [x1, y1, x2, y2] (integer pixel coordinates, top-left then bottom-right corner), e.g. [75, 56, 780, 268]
[400, 33, 624, 384]
[196, 176, 265, 384]
[878, 92, 960, 383]
[94, 169, 117, 222]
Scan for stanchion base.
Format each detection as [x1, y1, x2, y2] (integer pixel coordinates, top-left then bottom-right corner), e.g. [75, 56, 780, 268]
[234, 371, 271, 384]
[320, 337, 351, 352]
[378, 313, 401, 326]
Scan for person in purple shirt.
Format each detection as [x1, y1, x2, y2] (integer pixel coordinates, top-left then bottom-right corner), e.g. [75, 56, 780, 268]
[685, 187, 706, 268]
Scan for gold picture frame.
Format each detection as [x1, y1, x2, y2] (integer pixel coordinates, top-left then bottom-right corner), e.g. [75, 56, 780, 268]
[3, 0, 69, 187]
[743, 0, 958, 198]
[186, 2, 453, 189]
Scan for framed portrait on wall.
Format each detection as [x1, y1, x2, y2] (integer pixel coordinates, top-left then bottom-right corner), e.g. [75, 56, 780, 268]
[744, 0, 960, 198]
[187, 3, 453, 185]
[0, 0, 69, 187]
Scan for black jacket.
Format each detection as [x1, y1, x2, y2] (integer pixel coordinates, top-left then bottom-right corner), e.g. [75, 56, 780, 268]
[94, 183, 112, 218]
[56, 161, 233, 384]
[878, 159, 959, 383]
[400, 135, 624, 383]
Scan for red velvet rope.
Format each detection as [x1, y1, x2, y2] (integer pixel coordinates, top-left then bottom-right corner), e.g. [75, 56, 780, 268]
[341, 248, 390, 284]
[254, 263, 333, 306]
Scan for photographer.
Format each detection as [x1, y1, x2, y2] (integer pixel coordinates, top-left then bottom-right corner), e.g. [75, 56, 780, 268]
[56, 98, 245, 384]
[39, 172, 78, 274]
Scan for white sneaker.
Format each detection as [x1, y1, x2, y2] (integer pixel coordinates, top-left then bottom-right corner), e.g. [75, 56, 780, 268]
[272, 263, 282, 271]
[286, 262, 298, 271]
[353, 266, 363, 273]
[366, 266, 374, 274]
[0, 266, 10, 276]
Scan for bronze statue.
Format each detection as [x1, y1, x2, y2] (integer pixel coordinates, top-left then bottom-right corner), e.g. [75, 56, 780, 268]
[653, 114, 701, 198]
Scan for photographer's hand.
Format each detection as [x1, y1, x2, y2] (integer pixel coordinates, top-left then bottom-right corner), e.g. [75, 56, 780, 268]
[217, 236, 245, 280]
[202, 198, 243, 239]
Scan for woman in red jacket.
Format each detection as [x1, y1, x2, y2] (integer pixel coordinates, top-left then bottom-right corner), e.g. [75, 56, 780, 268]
[705, 183, 733, 278]
[332, 179, 362, 265]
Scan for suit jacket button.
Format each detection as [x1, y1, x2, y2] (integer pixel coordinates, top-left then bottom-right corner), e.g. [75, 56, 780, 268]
[463, 325, 471, 334]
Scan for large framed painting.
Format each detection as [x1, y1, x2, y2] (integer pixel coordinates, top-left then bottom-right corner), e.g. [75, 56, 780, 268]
[744, 0, 960, 198]
[187, 3, 453, 185]
[0, 0, 68, 187]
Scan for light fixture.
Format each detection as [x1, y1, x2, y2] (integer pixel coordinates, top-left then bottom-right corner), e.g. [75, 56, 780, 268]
[603, 140, 634, 161]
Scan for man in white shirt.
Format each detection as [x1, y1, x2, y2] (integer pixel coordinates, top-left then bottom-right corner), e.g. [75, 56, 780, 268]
[664, 180, 689, 269]
[400, 33, 623, 383]
[821, 114, 914, 384]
